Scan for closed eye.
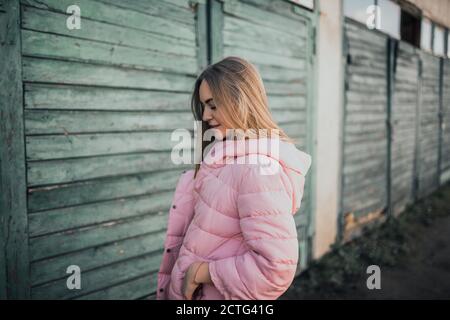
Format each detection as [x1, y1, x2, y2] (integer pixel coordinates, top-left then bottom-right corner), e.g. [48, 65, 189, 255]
[201, 99, 216, 110]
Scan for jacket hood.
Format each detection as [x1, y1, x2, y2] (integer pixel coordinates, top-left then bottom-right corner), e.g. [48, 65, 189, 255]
[202, 138, 312, 214]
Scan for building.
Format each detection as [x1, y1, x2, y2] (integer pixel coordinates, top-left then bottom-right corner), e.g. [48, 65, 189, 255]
[1, 0, 449, 299]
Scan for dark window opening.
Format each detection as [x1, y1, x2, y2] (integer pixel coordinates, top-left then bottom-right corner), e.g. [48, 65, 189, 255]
[400, 10, 421, 47]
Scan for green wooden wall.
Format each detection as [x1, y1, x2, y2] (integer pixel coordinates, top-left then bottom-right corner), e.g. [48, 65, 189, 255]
[21, 0, 204, 299]
[1, 0, 317, 299]
[342, 17, 450, 229]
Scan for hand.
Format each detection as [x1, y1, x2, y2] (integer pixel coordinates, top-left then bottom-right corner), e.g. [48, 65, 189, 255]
[182, 262, 202, 300]
[182, 262, 212, 300]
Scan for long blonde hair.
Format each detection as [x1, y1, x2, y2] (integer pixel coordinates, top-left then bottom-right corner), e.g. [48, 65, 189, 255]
[191, 56, 293, 177]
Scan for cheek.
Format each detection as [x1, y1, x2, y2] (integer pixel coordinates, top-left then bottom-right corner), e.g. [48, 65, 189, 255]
[214, 112, 225, 126]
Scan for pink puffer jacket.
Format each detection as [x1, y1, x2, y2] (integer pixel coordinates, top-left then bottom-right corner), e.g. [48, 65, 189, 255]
[156, 138, 312, 300]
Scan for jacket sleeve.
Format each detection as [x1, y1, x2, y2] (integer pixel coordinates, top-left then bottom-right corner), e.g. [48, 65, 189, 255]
[156, 169, 196, 300]
[208, 164, 303, 300]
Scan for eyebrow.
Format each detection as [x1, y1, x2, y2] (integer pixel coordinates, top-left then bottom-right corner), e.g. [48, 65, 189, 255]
[201, 98, 214, 105]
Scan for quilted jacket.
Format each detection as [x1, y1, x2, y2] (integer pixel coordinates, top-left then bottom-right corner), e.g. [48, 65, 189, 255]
[156, 137, 312, 300]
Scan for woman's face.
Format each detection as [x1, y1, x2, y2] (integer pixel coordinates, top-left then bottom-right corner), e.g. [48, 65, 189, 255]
[199, 80, 227, 138]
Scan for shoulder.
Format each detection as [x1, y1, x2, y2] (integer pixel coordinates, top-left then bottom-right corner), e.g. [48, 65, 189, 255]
[233, 156, 285, 194]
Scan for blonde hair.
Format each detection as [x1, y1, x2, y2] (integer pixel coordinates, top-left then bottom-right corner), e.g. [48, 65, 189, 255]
[191, 56, 294, 177]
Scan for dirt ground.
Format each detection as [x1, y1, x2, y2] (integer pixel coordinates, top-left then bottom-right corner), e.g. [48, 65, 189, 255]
[281, 182, 450, 300]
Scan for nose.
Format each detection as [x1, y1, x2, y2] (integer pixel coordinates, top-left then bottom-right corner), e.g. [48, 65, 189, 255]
[202, 105, 213, 122]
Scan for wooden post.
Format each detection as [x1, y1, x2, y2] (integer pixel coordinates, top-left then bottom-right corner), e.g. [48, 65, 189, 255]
[209, 0, 223, 64]
[0, 0, 30, 299]
[413, 56, 423, 200]
[386, 38, 397, 217]
[438, 56, 444, 186]
[194, 0, 208, 73]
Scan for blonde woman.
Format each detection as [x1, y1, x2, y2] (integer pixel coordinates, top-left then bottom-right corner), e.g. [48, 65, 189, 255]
[157, 56, 312, 300]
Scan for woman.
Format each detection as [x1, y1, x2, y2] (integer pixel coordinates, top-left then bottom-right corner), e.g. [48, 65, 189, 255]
[157, 56, 312, 300]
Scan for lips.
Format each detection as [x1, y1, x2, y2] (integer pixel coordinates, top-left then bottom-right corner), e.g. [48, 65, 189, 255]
[209, 124, 220, 128]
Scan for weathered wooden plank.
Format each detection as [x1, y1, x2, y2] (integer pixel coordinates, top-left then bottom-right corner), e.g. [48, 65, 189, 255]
[391, 167, 414, 183]
[345, 111, 386, 122]
[347, 64, 386, 78]
[22, 57, 195, 91]
[268, 95, 306, 110]
[0, 0, 30, 299]
[25, 110, 194, 134]
[346, 33, 387, 52]
[344, 141, 387, 162]
[347, 82, 387, 95]
[22, 29, 197, 75]
[241, 0, 313, 21]
[343, 173, 387, 194]
[346, 91, 386, 104]
[344, 132, 387, 145]
[223, 0, 306, 36]
[161, 0, 192, 9]
[345, 121, 386, 134]
[21, 0, 196, 41]
[347, 40, 386, 55]
[272, 109, 306, 125]
[30, 231, 165, 286]
[223, 16, 306, 58]
[346, 102, 385, 113]
[343, 184, 386, 207]
[343, 193, 386, 216]
[28, 151, 191, 186]
[391, 176, 414, 192]
[343, 157, 385, 175]
[224, 45, 305, 70]
[21, 6, 196, 57]
[24, 84, 191, 111]
[98, 0, 195, 26]
[29, 212, 168, 261]
[257, 64, 307, 82]
[347, 54, 386, 69]
[280, 122, 307, 138]
[26, 132, 193, 160]
[28, 190, 174, 237]
[76, 271, 158, 300]
[343, 175, 387, 198]
[344, 185, 387, 208]
[348, 73, 387, 86]
[343, 166, 387, 187]
[32, 251, 161, 299]
[264, 80, 307, 96]
[28, 169, 182, 212]
[139, 293, 157, 300]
